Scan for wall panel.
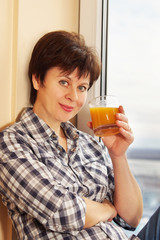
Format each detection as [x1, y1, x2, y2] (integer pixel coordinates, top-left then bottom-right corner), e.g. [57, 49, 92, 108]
[0, 0, 13, 129]
[15, 0, 79, 119]
[0, 1, 79, 239]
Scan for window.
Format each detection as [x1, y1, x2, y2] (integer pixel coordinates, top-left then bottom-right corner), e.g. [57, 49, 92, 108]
[78, 0, 160, 236]
[107, 0, 160, 151]
[107, 0, 160, 236]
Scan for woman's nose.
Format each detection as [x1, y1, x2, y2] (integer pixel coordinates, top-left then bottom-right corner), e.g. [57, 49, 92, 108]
[66, 88, 78, 101]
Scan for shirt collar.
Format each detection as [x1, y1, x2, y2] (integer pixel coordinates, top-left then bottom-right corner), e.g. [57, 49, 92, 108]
[61, 122, 79, 140]
[20, 108, 79, 143]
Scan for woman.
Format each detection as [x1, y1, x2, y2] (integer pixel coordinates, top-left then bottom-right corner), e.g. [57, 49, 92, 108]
[0, 31, 158, 240]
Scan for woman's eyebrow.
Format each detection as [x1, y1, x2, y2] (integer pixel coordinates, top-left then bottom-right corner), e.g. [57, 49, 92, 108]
[58, 71, 90, 85]
[58, 72, 71, 80]
[81, 82, 89, 86]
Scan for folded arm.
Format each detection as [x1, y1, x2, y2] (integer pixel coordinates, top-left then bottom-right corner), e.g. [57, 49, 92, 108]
[83, 197, 117, 228]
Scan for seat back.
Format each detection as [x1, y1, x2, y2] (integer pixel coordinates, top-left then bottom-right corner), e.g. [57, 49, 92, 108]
[0, 195, 12, 240]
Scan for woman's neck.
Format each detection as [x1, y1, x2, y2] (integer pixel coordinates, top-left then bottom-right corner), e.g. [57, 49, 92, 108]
[33, 104, 67, 151]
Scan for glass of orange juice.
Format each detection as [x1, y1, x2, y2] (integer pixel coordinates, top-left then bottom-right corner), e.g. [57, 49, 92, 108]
[88, 95, 120, 137]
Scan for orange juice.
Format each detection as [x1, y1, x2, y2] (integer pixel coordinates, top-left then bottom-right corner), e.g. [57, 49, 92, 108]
[90, 107, 120, 137]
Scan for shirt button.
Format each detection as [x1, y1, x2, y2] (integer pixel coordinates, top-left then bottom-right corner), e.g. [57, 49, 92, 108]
[52, 133, 57, 138]
[58, 146, 62, 151]
[73, 133, 79, 139]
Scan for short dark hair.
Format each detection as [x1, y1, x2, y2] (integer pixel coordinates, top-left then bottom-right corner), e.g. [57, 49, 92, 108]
[28, 30, 101, 105]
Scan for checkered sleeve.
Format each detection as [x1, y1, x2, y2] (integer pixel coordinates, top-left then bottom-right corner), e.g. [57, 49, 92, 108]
[0, 131, 86, 235]
[113, 214, 136, 231]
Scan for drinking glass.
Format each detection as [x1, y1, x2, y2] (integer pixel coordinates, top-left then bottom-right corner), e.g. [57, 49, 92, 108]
[88, 95, 120, 137]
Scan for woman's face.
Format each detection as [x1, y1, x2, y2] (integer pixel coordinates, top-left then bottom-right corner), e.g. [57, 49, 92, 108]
[32, 67, 90, 128]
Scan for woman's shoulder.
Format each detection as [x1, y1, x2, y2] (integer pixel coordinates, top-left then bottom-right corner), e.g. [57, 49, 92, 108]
[0, 108, 33, 143]
[78, 128, 107, 154]
[0, 121, 25, 148]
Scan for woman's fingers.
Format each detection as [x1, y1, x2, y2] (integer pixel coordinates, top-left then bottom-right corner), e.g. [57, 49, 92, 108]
[116, 106, 134, 143]
[87, 121, 93, 129]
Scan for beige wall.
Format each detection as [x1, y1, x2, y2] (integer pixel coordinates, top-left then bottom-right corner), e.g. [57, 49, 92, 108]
[0, 0, 13, 128]
[0, 0, 79, 239]
[0, 0, 79, 130]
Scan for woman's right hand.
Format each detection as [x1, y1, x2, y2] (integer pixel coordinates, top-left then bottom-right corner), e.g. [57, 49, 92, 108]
[101, 199, 117, 222]
[83, 197, 117, 228]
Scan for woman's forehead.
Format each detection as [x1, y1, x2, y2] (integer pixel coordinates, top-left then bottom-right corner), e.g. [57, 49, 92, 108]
[58, 67, 90, 82]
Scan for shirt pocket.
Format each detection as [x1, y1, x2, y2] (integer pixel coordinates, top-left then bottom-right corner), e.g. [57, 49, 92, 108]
[43, 156, 77, 189]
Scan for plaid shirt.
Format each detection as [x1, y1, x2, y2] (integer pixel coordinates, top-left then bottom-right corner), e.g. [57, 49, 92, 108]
[0, 108, 139, 240]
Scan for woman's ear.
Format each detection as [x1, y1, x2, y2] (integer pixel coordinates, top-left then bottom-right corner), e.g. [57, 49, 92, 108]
[32, 74, 40, 90]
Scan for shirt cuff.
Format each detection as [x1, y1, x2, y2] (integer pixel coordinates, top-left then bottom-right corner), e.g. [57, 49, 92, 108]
[47, 193, 86, 235]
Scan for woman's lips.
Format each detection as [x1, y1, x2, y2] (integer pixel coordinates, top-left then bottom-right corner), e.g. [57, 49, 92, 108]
[60, 104, 74, 112]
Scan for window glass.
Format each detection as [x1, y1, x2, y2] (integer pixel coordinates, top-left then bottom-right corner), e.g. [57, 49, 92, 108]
[108, 0, 160, 151]
[107, 0, 160, 235]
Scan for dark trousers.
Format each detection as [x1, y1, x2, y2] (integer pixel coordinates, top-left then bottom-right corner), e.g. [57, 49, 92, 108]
[137, 206, 160, 240]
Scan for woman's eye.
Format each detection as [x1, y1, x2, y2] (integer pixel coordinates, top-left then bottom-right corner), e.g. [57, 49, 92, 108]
[59, 80, 69, 87]
[78, 86, 87, 92]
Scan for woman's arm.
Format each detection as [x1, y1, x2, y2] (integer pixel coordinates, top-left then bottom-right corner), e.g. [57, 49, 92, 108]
[112, 154, 143, 227]
[102, 106, 143, 227]
[0, 131, 86, 234]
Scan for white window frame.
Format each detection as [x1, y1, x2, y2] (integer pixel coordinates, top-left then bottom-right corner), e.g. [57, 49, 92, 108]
[77, 0, 109, 133]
